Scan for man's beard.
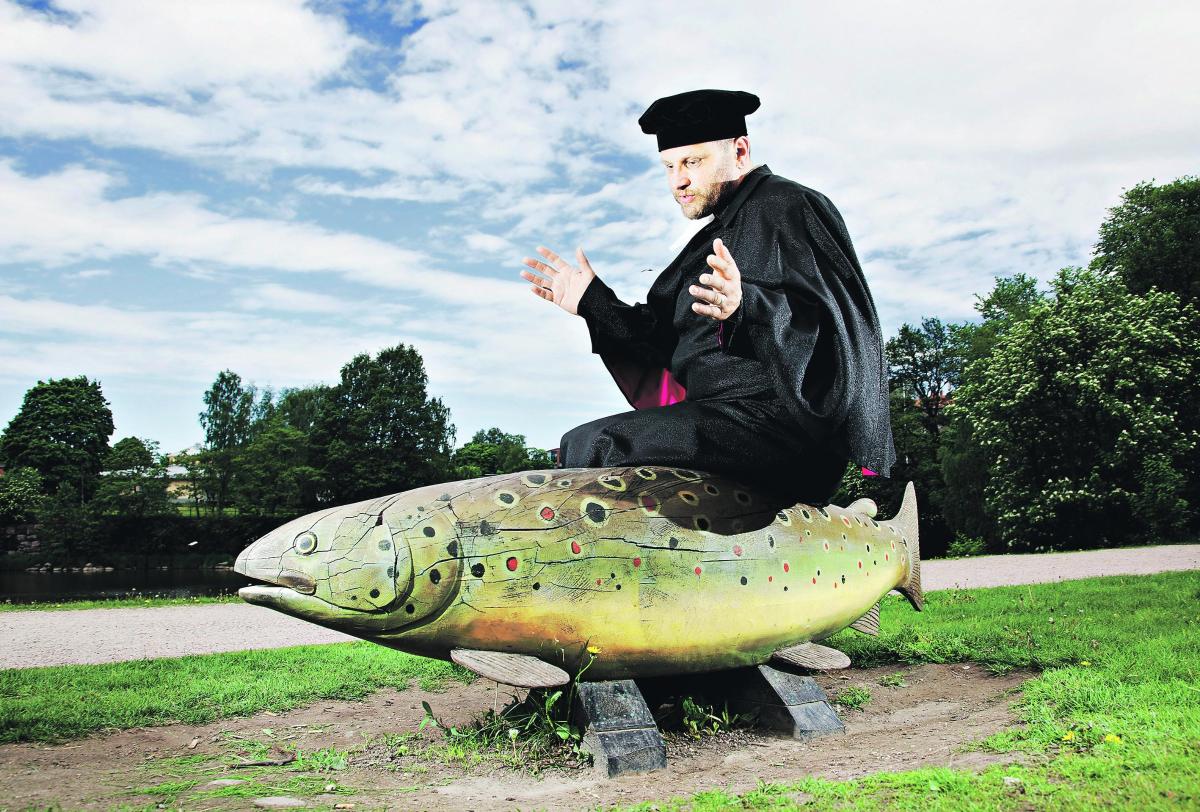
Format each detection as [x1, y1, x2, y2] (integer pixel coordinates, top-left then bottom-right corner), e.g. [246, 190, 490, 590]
[679, 177, 739, 220]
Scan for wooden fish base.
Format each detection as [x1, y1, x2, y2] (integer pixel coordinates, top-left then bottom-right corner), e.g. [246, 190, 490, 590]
[572, 664, 845, 778]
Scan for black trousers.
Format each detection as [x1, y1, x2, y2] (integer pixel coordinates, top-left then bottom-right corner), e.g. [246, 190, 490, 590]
[558, 397, 846, 505]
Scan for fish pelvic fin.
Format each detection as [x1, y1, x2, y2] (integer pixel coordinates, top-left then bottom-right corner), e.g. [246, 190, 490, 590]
[849, 601, 881, 636]
[893, 481, 923, 611]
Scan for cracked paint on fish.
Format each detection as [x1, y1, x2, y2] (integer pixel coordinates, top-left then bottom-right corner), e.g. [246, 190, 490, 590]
[236, 466, 919, 680]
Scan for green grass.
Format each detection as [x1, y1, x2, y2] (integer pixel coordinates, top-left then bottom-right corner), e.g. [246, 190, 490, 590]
[612, 570, 1200, 810]
[0, 594, 242, 612]
[4, 571, 1199, 808]
[0, 642, 472, 743]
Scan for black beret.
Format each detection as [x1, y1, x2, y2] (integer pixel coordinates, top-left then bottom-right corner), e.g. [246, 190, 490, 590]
[638, 89, 761, 151]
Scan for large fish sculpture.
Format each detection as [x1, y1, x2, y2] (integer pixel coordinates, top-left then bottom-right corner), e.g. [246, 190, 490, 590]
[235, 466, 921, 687]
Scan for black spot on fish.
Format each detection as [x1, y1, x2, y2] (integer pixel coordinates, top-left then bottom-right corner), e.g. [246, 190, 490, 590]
[405, 604, 415, 614]
[350, 595, 358, 601]
[471, 563, 485, 578]
[669, 537, 679, 549]
[430, 569, 441, 584]
[777, 512, 787, 522]
[417, 505, 425, 512]
[866, 544, 871, 552]
[874, 560, 877, 566]
[841, 574, 846, 584]
[784, 586, 789, 592]
[369, 588, 380, 599]
[740, 576, 748, 585]
[610, 572, 616, 579]
[528, 473, 547, 484]
[480, 520, 496, 535]
[423, 526, 435, 537]
[584, 501, 607, 523]
[817, 569, 821, 576]
[446, 541, 458, 557]
[437, 493, 452, 501]
[387, 566, 395, 578]
[499, 492, 514, 504]
[704, 483, 719, 495]
[615, 584, 622, 591]
[532, 582, 541, 591]
[735, 491, 750, 504]
[378, 539, 392, 551]
[768, 535, 775, 548]
[375, 515, 383, 526]
[695, 516, 710, 531]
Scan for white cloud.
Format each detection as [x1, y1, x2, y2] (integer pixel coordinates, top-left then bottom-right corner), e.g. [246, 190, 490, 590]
[3, 0, 1200, 453]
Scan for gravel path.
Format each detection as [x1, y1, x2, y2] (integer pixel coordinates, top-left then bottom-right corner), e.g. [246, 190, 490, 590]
[3, 544, 1197, 670]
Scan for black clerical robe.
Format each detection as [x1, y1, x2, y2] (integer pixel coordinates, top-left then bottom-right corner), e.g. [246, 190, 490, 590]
[560, 165, 894, 502]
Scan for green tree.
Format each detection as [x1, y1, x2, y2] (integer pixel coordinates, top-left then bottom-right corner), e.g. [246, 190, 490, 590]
[35, 482, 100, 559]
[0, 467, 45, 523]
[231, 420, 320, 515]
[92, 437, 172, 518]
[1093, 176, 1200, 305]
[938, 274, 1047, 549]
[316, 345, 454, 502]
[954, 267, 1199, 551]
[0, 377, 114, 501]
[450, 428, 554, 480]
[886, 317, 961, 437]
[198, 370, 257, 513]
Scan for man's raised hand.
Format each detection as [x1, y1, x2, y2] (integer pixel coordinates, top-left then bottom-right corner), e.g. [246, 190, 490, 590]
[690, 238, 742, 320]
[520, 246, 596, 316]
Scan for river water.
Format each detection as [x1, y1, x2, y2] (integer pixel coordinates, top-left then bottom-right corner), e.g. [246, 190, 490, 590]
[0, 569, 252, 603]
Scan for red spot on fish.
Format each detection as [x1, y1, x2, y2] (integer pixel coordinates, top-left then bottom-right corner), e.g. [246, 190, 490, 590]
[633, 557, 642, 567]
[833, 582, 838, 589]
[506, 557, 518, 571]
[733, 545, 743, 556]
[885, 553, 890, 561]
[823, 541, 829, 551]
[540, 506, 555, 520]
[841, 516, 851, 527]
[812, 577, 817, 584]
[639, 495, 658, 511]
[596, 578, 602, 585]
[858, 561, 863, 568]
[783, 562, 790, 573]
[694, 566, 703, 576]
[769, 575, 774, 582]
[571, 541, 581, 555]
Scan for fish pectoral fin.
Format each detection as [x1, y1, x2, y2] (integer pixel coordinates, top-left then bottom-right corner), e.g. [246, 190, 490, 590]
[450, 649, 570, 688]
[849, 602, 881, 636]
[772, 642, 851, 671]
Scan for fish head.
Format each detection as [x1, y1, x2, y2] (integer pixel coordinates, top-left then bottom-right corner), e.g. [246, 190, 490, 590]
[235, 495, 419, 634]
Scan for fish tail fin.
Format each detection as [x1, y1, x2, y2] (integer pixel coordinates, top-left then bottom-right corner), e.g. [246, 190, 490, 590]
[892, 481, 922, 611]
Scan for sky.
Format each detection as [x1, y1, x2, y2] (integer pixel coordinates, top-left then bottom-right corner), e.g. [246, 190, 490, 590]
[1, 0, 1197, 455]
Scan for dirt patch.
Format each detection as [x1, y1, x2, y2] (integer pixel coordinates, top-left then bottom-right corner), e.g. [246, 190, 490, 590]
[0, 664, 1031, 810]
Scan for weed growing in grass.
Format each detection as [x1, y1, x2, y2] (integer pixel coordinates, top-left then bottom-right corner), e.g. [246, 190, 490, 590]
[679, 697, 748, 739]
[834, 685, 872, 710]
[878, 672, 908, 688]
[417, 686, 589, 772]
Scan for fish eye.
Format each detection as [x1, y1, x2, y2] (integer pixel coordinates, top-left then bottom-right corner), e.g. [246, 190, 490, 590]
[294, 532, 318, 555]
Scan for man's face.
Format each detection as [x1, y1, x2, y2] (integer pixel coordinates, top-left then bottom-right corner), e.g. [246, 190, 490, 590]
[660, 140, 740, 220]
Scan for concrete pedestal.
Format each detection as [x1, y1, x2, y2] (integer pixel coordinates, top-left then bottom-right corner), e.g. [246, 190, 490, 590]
[572, 679, 667, 778]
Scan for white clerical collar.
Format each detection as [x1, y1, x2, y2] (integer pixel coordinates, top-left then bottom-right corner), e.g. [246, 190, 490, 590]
[667, 214, 714, 255]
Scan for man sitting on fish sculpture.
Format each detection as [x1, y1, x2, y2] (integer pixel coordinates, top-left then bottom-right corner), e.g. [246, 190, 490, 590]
[520, 88, 895, 506]
[236, 91, 919, 740]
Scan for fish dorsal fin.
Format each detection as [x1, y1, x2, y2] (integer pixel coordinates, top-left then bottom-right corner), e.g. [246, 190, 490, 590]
[450, 649, 570, 688]
[849, 602, 881, 636]
[846, 497, 878, 518]
[772, 642, 851, 671]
